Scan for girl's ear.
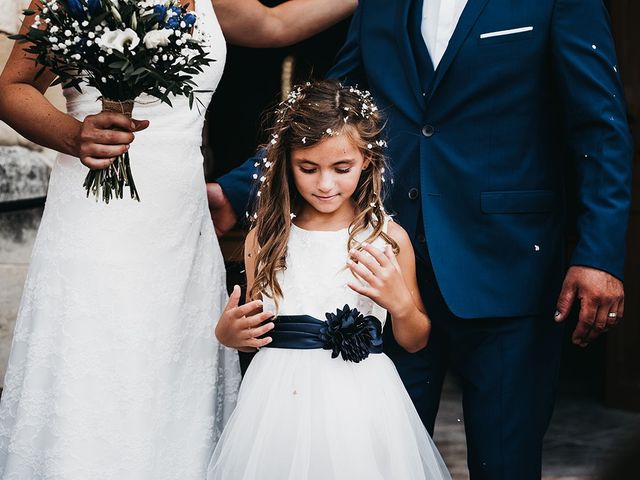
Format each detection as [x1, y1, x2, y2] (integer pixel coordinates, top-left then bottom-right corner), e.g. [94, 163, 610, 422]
[362, 156, 371, 171]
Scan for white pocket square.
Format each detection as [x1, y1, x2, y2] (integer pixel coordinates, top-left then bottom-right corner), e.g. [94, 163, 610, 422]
[480, 26, 534, 39]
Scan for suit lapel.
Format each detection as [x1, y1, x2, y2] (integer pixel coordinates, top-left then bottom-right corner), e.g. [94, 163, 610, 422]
[429, 0, 490, 95]
[395, 0, 425, 110]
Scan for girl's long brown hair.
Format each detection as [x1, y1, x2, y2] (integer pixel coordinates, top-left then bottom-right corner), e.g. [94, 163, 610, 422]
[248, 80, 397, 307]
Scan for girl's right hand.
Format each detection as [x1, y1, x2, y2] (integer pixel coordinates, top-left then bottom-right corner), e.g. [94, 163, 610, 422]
[215, 285, 275, 352]
[76, 112, 149, 169]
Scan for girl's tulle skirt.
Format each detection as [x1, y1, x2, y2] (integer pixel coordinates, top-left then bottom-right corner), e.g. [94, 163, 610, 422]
[207, 348, 451, 480]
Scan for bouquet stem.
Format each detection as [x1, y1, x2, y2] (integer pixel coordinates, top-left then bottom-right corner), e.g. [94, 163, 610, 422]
[83, 98, 139, 203]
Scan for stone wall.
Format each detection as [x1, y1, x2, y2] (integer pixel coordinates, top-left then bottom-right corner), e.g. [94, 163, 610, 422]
[0, 0, 65, 383]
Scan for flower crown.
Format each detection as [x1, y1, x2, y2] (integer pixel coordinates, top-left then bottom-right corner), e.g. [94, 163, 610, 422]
[269, 82, 388, 148]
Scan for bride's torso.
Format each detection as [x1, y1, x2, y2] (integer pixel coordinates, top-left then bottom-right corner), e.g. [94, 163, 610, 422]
[36, 2, 227, 260]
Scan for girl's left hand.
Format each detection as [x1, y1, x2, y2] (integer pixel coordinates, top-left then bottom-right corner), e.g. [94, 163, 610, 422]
[346, 243, 414, 317]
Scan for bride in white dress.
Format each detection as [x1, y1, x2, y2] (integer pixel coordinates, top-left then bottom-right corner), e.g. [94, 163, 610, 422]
[0, 1, 356, 478]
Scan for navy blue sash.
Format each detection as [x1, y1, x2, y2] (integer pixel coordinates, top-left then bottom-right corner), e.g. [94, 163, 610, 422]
[262, 305, 383, 363]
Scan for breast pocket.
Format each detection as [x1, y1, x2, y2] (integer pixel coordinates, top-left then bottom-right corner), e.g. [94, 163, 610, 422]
[478, 26, 535, 46]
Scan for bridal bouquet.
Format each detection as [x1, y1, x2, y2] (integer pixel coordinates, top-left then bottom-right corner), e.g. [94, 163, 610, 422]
[11, 0, 213, 203]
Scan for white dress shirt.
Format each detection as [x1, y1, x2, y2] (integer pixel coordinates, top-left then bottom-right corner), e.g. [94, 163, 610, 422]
[421, 0, 468, 68]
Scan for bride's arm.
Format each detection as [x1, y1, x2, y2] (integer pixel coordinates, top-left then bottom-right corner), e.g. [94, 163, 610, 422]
[0, 0, 146, 168]
[212, 0, 357, 48]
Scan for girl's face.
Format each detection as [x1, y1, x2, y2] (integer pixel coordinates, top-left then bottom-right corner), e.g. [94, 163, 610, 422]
[290, 133, 369, 220]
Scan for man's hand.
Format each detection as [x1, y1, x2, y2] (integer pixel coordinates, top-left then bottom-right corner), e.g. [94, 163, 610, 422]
[555, 266, 624, 347]
[206, 182, 237, 237]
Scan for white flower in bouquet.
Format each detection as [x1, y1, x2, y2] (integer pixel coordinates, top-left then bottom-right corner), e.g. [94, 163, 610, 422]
[143, 29, 172, 49]
[97, 28, 140, 53]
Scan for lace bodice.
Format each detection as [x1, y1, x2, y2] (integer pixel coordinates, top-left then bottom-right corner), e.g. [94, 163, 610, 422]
[262, 222, 389, 327]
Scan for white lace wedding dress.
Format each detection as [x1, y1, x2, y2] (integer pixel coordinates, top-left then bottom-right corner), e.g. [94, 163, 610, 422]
[0, 3, 241, 479]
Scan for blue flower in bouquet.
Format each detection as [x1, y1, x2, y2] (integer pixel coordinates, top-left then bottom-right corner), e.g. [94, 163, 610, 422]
[165, 16, 180, 29]
[87, 0, 103, 16]
[62, 0, 86, 20]
[183, 13, 196, 27]
[153, 4, 167, 22]
[169, 5, 182, 16]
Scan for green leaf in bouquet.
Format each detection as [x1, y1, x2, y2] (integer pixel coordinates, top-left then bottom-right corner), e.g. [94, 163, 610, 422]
[22, 8, 36, 15]
[108, 60, 127, 69]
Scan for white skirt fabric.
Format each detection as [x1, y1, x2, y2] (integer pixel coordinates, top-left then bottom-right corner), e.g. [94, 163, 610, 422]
[208, 348, 451, 480]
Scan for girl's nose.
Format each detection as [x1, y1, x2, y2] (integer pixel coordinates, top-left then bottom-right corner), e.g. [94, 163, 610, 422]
[317, 172, 334, 192]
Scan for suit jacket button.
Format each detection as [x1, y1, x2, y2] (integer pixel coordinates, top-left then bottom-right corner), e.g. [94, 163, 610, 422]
[421, 125, 435, 137]
[408, 188, 419, 200]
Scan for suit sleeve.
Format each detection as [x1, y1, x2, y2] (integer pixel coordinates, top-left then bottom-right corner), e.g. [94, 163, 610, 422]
[550, 0, 634, 280]
[326, 2, 367, 87]
[216, 150, 263, 222]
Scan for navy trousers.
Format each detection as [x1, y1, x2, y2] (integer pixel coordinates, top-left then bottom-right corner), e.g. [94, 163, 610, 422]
[383, 254, 565, 479]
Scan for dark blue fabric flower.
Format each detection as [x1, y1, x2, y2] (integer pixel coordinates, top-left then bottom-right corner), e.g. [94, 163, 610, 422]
[183, 13, 196, 27]
[320, 305, 383, 363]
[87, 0, 102, 16]
[62, 0, 86, 20]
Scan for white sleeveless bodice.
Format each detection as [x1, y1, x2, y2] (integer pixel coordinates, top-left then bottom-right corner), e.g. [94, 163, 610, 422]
[262, 223, 389, 327]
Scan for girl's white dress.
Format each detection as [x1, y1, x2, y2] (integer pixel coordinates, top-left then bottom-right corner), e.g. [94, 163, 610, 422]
[208, 223, 451, 479]
[0, 2, 241, 479]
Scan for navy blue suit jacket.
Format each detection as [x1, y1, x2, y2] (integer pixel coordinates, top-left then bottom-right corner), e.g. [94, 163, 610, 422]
[218, 0, 633, 319]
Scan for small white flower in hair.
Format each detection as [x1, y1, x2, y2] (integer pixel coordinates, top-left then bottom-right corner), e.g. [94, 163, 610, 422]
[367, 144, 373, 149]
[252, 174, 258, 179]
[290, 213, 297, 219]
[260, 176, 266, 183]
[326, 128, 333, 135]
[302, 137, 307, 144]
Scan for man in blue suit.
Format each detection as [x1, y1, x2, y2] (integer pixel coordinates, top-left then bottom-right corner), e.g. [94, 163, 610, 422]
[209, 0, 634, 477]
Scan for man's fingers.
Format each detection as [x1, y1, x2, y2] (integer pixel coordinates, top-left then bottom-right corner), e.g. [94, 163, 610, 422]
[584, 304, 609, 344]
[224, 285, 241, 312]
[555, 281, 577, 322]
[571, 320, 593, 348]
[572, 300, 597, 346]
[618, 297, 625, 320]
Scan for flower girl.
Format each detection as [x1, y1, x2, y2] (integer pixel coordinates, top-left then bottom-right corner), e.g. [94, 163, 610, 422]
[209, 80, 451, 479]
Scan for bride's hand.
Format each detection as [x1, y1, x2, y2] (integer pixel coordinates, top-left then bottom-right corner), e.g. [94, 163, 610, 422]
[215, 285, 275, 352]
[75, 112, 149, 169]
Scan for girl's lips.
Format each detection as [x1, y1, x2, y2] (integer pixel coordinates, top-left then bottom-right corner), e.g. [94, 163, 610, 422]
[313, 194, 338, 201]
